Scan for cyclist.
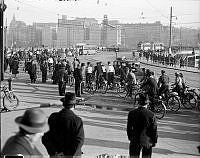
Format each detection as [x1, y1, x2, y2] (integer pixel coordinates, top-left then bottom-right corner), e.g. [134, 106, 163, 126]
[126, 68, 137, 97]
[172, 72, 183, 96]
[140, 69, 159, 110]
[107, 61, 115, 86]
[118, 64, 126, 85]
[179, 72, 186, 91]
[93, 62, 103, 89]
[86, 62, 93, 86]
[158, 70, 170, 99]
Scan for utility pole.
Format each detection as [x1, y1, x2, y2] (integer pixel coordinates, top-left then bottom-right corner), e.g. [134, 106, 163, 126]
[169, 6, 177, 55]
[0, 0, 7, 81]
[169, 6, 172, 54]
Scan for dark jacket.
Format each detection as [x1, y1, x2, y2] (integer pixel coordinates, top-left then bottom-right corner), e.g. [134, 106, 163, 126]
[11, 59, 19, 74]
[2, 133, 43, 156]
[141, 77, 159, 97]
[42, 108, 84, 157]
[58, 67, 68, 82]
[73, 68, 82, 83]
[127, 107, 158, 146]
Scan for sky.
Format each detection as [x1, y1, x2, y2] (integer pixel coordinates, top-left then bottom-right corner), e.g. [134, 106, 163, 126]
[3, 0, 200, 29]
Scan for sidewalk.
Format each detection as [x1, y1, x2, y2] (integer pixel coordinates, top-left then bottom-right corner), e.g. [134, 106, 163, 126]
[139, 57, 199, 73]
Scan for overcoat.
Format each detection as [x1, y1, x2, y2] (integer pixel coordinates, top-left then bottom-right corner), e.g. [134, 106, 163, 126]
[42, 108, 84, 157]
[127, 107, 158, 146]
[2, 133, 43, 157]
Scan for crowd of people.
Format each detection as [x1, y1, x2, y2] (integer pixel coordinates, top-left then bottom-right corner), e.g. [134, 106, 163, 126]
[2, 48, 196, 158]
[142, 50, 191, 68]
[3, 48, 188, 101]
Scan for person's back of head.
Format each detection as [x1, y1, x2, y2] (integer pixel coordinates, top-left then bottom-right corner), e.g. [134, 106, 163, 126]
[138, 93, 150, 107]
[60, 92, 76, 109]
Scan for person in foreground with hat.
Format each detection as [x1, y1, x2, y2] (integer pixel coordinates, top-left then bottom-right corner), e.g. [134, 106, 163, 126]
[2, 109, 48, 156]
[127, 93, 158, 158]
[42, 92, 85, 157]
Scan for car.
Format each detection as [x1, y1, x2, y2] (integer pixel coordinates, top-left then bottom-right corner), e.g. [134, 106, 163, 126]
[113, 57, 144, 80]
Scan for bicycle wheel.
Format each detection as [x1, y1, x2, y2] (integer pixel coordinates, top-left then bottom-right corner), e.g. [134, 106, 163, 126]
[3, 92, 19, 111]
[88, 82, 96, 94]
[167, 95, 181, 112]
[99, 82, 108, 94]
[182, 92, 197, 109]
[117, 85, 127, 98]
[70, 76, 75, 87]
[153, 101, 166, 119]
[187, 90, 198, 108]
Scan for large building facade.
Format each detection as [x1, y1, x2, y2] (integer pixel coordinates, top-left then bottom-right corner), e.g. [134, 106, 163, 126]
[7, 15, 200, 49]
[57, 16, 101, 48]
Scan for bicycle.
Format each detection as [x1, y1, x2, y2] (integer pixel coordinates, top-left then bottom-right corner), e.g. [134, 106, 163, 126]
[67, 74, 75, 87]
[171, 85, 197, 109]
[94, 74, 108, 94]
[134, 91, 166, 119]
[83, 79, 96, 94]
[118, 82, 140, 99]
[1, 85, 19, 112]
[161, 87, 181, 112]
[187, 88, 200, 111]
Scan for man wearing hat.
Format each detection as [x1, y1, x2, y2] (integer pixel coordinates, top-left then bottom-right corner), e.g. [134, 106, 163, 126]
[127, 93, 158, 158]
[158, 70, 170, 98]
[2, 109, 48, 156]
[140, 69, 159, 106]
[126, 67, 137, 97]
[42, 92, 85, 157]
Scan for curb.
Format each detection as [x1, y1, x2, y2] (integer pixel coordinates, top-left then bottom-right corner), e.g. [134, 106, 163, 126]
[140, 61, 200, 73]
[40, 102, 133, 112]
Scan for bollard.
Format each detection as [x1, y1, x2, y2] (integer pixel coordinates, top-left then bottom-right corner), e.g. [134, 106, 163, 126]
[7, 77, 12, 91]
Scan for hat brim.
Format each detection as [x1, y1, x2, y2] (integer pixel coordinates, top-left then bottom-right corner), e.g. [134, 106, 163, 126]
[60, 97, 77, 105]
[15, 117, 48, 134]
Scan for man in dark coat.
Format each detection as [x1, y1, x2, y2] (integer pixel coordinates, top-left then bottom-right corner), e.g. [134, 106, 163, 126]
[57, 62, 68, 96]
[10, 56, 19, 78]
[2, 109, 48, 156]
[73, 64, 83, 97]
[127, 93, 158, 158]
[158, 70, 170, 98]
[40, 59, 48, 83]
[42, 92, 85, 157]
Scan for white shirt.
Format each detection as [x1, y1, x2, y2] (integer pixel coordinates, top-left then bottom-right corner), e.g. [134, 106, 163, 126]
[48, 57, 54, 64]
[107, 65, 115, 73]
[102, 65, 106, 73]
[87, 66, 93, 73]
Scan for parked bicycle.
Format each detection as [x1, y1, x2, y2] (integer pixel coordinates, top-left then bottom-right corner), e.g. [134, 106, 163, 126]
[1, 85, 19, 112]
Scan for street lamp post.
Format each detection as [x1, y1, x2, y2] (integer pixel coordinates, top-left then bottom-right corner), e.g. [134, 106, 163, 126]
[0, 0, 7, 81]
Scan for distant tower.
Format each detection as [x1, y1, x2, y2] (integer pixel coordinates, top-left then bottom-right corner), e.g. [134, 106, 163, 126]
[9, 14, 17, 47]
[101, 15, 108, 47]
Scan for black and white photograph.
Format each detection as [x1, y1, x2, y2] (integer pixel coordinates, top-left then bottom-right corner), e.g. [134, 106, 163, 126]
[0, 0, 200, 157]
